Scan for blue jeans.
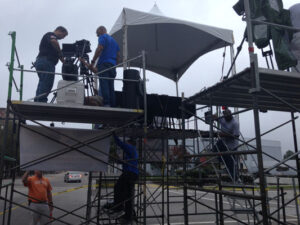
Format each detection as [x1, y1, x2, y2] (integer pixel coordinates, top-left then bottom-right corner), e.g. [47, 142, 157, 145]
[34, 57, 55, 102]
[97, 63, 116, 107]
[114, 171, 138, 219]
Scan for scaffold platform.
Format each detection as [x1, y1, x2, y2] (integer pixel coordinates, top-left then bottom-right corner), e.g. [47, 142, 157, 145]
[186, 68, 300, 112]
[121, 127, 201, 139]
[10, 101, 143, 125]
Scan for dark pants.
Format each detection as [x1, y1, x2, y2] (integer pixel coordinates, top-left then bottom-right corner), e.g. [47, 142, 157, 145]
[213, 140, 237, 182]
[34, 57, 56, 102]
[97, 63, 116, 107]
[114, 171, 138, 219]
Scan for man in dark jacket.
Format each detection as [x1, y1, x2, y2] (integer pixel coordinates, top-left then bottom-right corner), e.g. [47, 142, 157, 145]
[34, 26, 68, 102]
[104, 133, 138, 223]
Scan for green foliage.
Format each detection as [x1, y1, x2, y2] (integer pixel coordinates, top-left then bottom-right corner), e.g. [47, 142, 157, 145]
[109, 140, 119, 163]
[176, 166, 213, 179]
[283, 150, 295, 160]
[0, 121, 18, 160]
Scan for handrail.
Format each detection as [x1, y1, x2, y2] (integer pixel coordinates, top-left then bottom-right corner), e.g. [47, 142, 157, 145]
[11, 54, 143, 79]
[13, 67, 143, 83]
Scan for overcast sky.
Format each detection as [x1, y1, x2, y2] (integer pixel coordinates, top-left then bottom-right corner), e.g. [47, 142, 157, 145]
[0, 0, 299, 154]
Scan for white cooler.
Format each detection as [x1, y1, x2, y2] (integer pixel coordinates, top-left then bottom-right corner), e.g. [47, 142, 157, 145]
[56, 80, 84, 106]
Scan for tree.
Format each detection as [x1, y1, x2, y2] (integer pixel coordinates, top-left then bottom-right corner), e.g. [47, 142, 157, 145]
[0, 120, 19, 178]
[168, 145, 191, 175]
[169, 145, 190, 162]
[283, 150, 295, 160]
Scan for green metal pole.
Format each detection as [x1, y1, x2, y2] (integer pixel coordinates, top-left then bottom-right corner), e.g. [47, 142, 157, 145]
[8, 31, 16, 101]
[20, 65, 24, 101]
[0, 31, 16, 192]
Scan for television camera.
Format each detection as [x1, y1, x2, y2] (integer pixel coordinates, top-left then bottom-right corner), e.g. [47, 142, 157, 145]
[61, 39, 92, 81]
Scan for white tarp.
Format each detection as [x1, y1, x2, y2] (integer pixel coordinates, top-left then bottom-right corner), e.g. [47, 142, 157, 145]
[110, 7, 234, 81]
[20, 125, 110, 171]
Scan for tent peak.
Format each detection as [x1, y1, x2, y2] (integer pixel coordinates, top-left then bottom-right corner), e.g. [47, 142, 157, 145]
[149, 3, 164, 15]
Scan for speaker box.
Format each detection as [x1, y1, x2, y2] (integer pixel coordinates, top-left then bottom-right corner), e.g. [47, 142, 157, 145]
[122, 69, 142, 109]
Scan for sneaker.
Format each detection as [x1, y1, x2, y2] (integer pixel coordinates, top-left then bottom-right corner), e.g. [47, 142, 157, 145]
[94, 124, 103, 129]
[102, 202, 114, 213]
[110, 209, 125, 219]
[106, 203, 124, 215]
[117, 215, 135, 225]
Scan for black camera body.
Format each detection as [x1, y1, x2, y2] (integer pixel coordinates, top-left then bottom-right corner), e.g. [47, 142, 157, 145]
[62, 39, 91, 58]
[61, 39, 92, 81]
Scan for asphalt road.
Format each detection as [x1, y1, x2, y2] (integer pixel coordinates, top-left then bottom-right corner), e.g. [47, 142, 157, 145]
[0, 173, 299, 225]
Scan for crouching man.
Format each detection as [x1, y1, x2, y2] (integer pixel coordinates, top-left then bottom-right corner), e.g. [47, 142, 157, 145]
[103, 133, 139, 224]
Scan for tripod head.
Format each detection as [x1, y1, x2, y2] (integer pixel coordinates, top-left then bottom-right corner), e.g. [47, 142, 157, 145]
[61, 39, 92, 80]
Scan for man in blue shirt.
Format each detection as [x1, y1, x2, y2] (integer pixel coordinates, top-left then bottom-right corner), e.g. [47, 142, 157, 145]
[91, 26, 120, 107]
[103, 133, 139, 223]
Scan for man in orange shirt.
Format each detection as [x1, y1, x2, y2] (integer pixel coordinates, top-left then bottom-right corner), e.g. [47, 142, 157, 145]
[22, 170, 53, 225]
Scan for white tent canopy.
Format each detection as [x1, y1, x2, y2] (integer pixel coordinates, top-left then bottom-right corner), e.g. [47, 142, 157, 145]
[149, 3, 164, 16]
[110, 7, 234, 82]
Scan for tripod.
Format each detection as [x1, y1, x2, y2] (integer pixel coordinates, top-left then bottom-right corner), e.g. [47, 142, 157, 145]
[79, 55, 97, 98]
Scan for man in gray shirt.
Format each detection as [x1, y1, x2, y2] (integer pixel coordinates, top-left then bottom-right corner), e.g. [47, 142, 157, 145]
[219, 109, 240, 150]
[213, 109, 240, 182]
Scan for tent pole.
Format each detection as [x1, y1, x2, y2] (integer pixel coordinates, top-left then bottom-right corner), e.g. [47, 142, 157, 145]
[122, 9, 128, 70]
[176, 75, 181, 129]
[230, 44, 239, 123]
[142, 50, 148, 225]
[230, 44, 236, 76]
[176, 80, 179, 97]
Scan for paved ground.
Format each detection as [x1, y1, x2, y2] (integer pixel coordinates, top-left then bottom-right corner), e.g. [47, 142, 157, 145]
[0, 173, 299, 224]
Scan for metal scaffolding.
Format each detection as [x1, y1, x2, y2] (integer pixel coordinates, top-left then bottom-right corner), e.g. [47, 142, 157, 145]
[1, 1, 300, 224]
[177, 0, 300, 224]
